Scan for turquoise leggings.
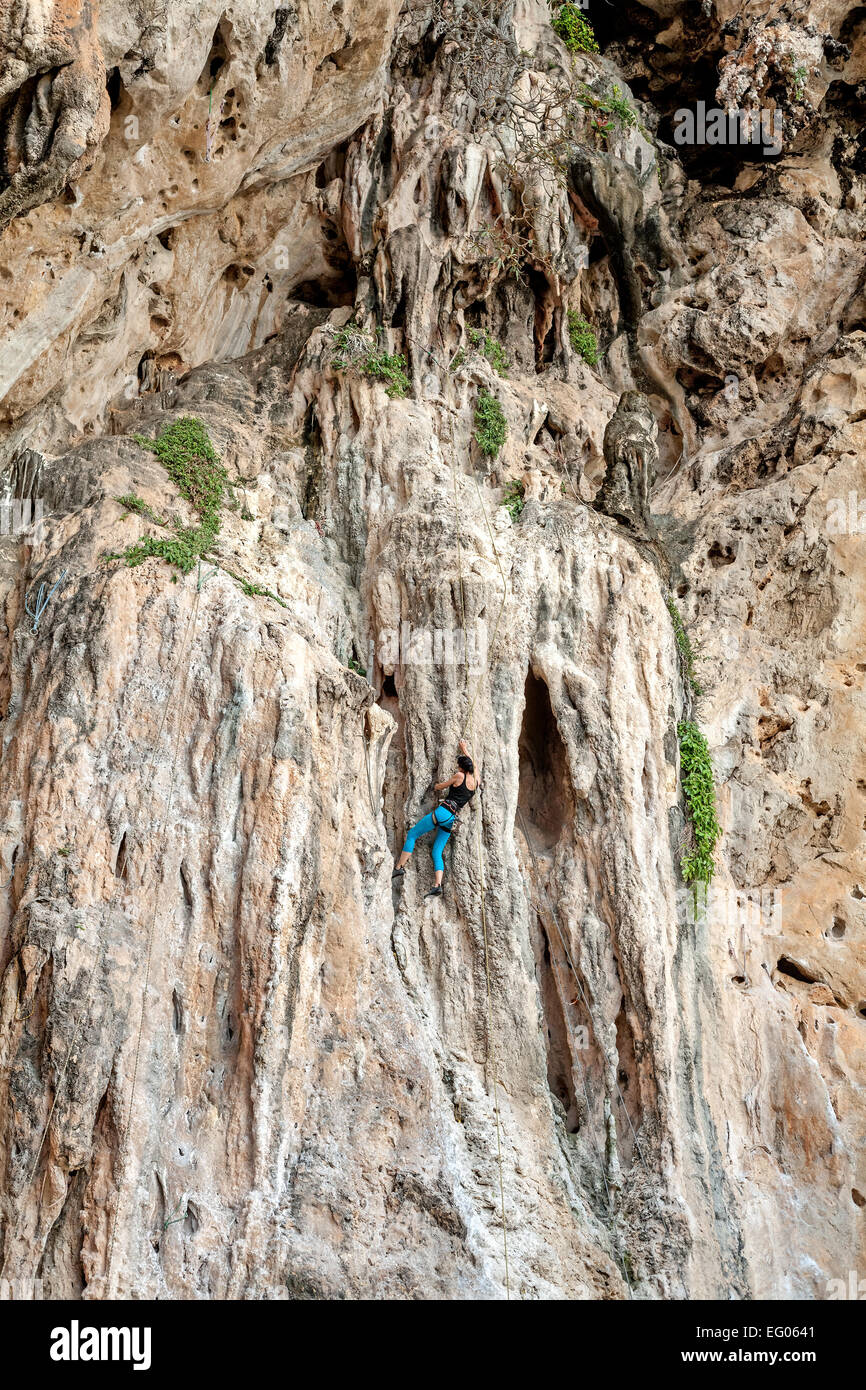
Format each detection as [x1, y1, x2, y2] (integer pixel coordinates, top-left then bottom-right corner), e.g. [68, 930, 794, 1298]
[402, 806, 455, 872]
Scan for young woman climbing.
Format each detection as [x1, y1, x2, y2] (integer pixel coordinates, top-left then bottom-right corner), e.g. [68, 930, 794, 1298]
[392, 738, 479, 896]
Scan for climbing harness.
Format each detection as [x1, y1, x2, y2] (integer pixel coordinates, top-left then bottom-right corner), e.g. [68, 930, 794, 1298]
[24, 568, 66, 634]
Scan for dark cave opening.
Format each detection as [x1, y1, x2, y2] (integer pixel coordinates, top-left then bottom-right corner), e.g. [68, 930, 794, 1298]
[517, 670, 574, 851]
[105, 66, 123, 113]
[533, 916, 581, 1133]
[263, 7, 292, 67]
[614, 998, 641, 1161]
[291, 270, 357, 309]
[776, 956, 819, 985]
[376, 666, 408, 855]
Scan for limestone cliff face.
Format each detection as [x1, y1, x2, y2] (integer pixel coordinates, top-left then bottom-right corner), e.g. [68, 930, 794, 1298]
[0, 0, 863, 1300]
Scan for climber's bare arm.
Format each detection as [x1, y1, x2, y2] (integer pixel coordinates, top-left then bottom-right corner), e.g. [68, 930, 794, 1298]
[434, 774, 461, 792]
[458, 738, 479, 780]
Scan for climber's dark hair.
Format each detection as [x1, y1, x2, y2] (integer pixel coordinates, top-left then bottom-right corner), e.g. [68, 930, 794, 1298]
[457, 754, 474, 774]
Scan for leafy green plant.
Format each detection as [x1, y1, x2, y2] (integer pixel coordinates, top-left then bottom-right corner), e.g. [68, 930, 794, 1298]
[551, 4, 599, 53]
[330, 325, 410, 398]
[677, 720, 721, 899]
[107, 420, 282, 612]
[666, 596, 702, 696]
[567, 311, 599, 365]
[575, 83, 639, 141]
[360, 348, 410, 397]
[347, 657, 367, 677]
[468, 327, 510, 378]
[474, 391, 508, 457]
[107, 417, 232, 577]
[791, 64, 807, 100]
[502, 479, 526, 521]
[135, 417, 229, 533]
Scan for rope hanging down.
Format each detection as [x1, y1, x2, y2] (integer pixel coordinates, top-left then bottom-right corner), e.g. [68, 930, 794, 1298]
[446, 400, 511, 1300]
[433, 348, 640, 1295]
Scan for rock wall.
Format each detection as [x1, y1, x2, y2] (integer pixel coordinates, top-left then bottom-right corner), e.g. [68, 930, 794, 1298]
[0, 0, 863, 1299]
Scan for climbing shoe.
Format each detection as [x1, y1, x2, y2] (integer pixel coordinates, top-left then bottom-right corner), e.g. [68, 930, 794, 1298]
[391, 866, 405, 880]
[424, 885, 443, 898]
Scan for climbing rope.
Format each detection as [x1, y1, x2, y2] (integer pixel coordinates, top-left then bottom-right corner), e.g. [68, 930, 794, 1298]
[433, 351, 641, 1294]
[23, 568, 66, 634]
[445, 400, 512, 1299]
[362, 721, 379, 820]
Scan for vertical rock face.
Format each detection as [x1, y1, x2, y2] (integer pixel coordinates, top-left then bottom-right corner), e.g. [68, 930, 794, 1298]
[0, 0, 864, 1300]
[595, 390, 659, 538]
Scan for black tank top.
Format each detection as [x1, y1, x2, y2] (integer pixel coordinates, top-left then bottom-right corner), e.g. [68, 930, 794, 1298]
[443, 776, 476, 811]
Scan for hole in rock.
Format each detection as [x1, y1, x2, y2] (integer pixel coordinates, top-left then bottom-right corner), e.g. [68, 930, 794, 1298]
[114, 831, 129, 880]
[315, 142, 348, 187]
[830, 917, 847, 939]
[858, 1001, 866, 1020]
[264, 7, 292, 66]
[532, 917, 580, 1133]
[291, 271, 356, 309]
[517, 670, 574, 851]
[853, 1189, 865, 1207]
[106, 66, 123, 112]
[708, 539, 737, 567]
[317, 42, 362, 72]
[776, 956, 819, 984]
[382, 673, 398, 700]
[202, 17, 231, 84]
[301, 404, 322, 519]
[179, 860, 194, 910]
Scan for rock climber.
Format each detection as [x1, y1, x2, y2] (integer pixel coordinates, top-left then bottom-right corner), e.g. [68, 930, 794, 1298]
[392, 738, 479, 897]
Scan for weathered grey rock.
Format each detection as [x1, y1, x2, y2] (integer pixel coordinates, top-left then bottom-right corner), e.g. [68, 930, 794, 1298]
[0, 0, 864, 1303]
[594, 391, 660, 539]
